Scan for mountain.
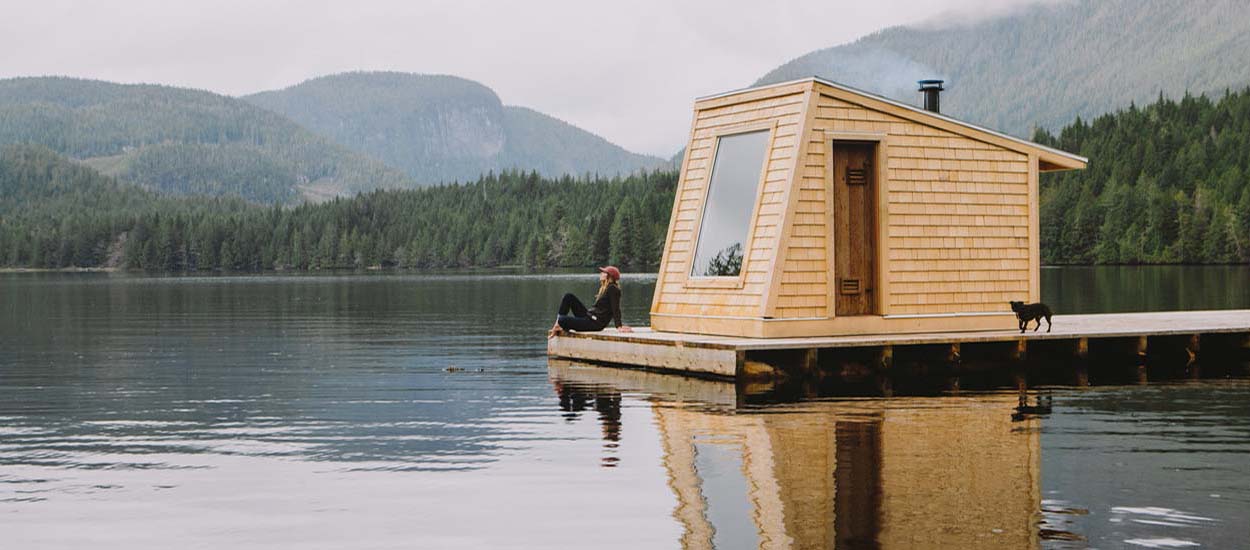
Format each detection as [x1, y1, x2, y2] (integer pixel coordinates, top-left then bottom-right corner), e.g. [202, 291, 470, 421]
[0, 77, 413, 203]
[757, 0, 1250, 138]
[243, 72, 665, 185]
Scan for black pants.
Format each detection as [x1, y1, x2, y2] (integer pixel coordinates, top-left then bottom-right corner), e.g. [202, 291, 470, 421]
[557, 293, 606, 332]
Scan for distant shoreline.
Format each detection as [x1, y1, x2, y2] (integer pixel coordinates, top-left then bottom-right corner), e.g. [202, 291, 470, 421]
[4, 264, 1248, 275]
[0, 266, 630, 275]
[0, 267, 118, 273]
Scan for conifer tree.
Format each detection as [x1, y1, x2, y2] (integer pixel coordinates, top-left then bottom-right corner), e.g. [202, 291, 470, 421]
[609, 200, 637, 268]
[1236, 188, 1250, 261]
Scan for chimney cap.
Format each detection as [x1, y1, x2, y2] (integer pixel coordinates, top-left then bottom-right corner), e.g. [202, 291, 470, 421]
[918, 79, 945, 90]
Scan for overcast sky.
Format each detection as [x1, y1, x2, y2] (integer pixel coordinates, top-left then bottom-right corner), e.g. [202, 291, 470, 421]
[3, 0, 1050, 156]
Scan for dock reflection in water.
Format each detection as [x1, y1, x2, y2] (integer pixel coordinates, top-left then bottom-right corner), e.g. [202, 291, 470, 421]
[549, 360, 1047, 549]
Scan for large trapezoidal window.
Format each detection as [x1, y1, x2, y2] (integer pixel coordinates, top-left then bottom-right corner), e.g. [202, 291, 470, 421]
[690, 129, 771, 277]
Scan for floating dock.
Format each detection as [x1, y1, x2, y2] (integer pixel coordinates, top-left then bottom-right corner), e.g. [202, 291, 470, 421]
[548, 309, 1250, 380]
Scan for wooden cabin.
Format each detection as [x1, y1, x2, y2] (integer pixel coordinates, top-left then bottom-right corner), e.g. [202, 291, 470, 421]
[650, 77, 1087, 338]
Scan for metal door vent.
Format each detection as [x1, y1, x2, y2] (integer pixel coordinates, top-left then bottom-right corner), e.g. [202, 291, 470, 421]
[840, 278, 861, 294]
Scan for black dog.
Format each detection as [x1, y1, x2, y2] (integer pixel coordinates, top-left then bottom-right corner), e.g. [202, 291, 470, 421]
[1009, 301, 1052, 333]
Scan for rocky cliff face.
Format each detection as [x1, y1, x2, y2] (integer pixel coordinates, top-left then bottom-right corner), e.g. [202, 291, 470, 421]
[245, 72, 663, 185]
[246, 73, 508, 183]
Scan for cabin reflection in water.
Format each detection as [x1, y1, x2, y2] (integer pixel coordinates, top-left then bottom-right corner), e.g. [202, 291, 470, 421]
[549, 360, 1043, 550]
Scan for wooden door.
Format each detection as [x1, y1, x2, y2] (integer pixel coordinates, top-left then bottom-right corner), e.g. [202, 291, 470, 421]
[832, 142, 876, 316]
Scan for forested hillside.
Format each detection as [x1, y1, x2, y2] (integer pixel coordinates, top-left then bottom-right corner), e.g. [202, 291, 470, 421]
[0, 77, 413, 202]
[1036, 89, 1250, 264]
[0, 145, 253, 268]
[8, 88, 1250, 271]
[244, 72, 665, 184]
[0, 144, 675, 271]
[759, 0, 1250, 139]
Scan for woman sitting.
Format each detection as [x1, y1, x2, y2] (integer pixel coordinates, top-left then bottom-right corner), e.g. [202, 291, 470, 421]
[548, 266, 633, 338]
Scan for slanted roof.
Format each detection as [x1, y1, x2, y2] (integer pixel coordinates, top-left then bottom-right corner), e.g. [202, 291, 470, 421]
[695, 77, 1087, 172]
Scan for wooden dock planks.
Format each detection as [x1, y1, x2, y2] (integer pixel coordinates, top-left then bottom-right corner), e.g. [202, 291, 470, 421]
[548, 309, 1250, 379]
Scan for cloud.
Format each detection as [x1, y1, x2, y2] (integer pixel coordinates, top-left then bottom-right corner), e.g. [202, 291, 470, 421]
[0, 0, 1051, 156]
[908, 0, 1075, 30]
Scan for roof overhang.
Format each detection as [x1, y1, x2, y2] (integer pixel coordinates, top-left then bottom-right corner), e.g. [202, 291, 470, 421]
[695, 77, 1087, 172]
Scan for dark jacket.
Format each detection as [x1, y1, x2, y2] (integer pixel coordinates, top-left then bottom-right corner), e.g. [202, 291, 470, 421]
[589, 284, 623, 328]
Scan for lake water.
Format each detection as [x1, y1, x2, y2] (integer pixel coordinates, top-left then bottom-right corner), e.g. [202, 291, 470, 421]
[1, 267, 1248, 549]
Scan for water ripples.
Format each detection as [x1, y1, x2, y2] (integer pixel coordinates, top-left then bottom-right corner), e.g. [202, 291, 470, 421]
[3, 271, 1247, 548]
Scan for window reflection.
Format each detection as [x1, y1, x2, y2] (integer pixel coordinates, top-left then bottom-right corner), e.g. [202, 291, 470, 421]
[690, 130, 770, 277]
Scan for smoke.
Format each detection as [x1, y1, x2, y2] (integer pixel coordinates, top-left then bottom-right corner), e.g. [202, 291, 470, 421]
[756, 45, 947, 106]
[753, 0, 1078, 105]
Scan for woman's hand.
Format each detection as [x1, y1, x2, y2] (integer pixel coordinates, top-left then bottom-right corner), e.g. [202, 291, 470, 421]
[618, 325, 634, 333]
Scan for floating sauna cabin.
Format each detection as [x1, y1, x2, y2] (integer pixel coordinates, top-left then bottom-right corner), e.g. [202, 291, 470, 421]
[650, 77, 1087, 338]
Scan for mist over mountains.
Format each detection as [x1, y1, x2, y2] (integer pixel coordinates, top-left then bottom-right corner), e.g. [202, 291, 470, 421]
[5, 0, 1250, 206]
[4, 0, 1250, 271]
[759, 0, 1250, 137]
[0, 73, 665, 203]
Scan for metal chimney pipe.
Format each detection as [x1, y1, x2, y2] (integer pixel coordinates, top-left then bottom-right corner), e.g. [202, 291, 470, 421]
[918, 79, 944, 113]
